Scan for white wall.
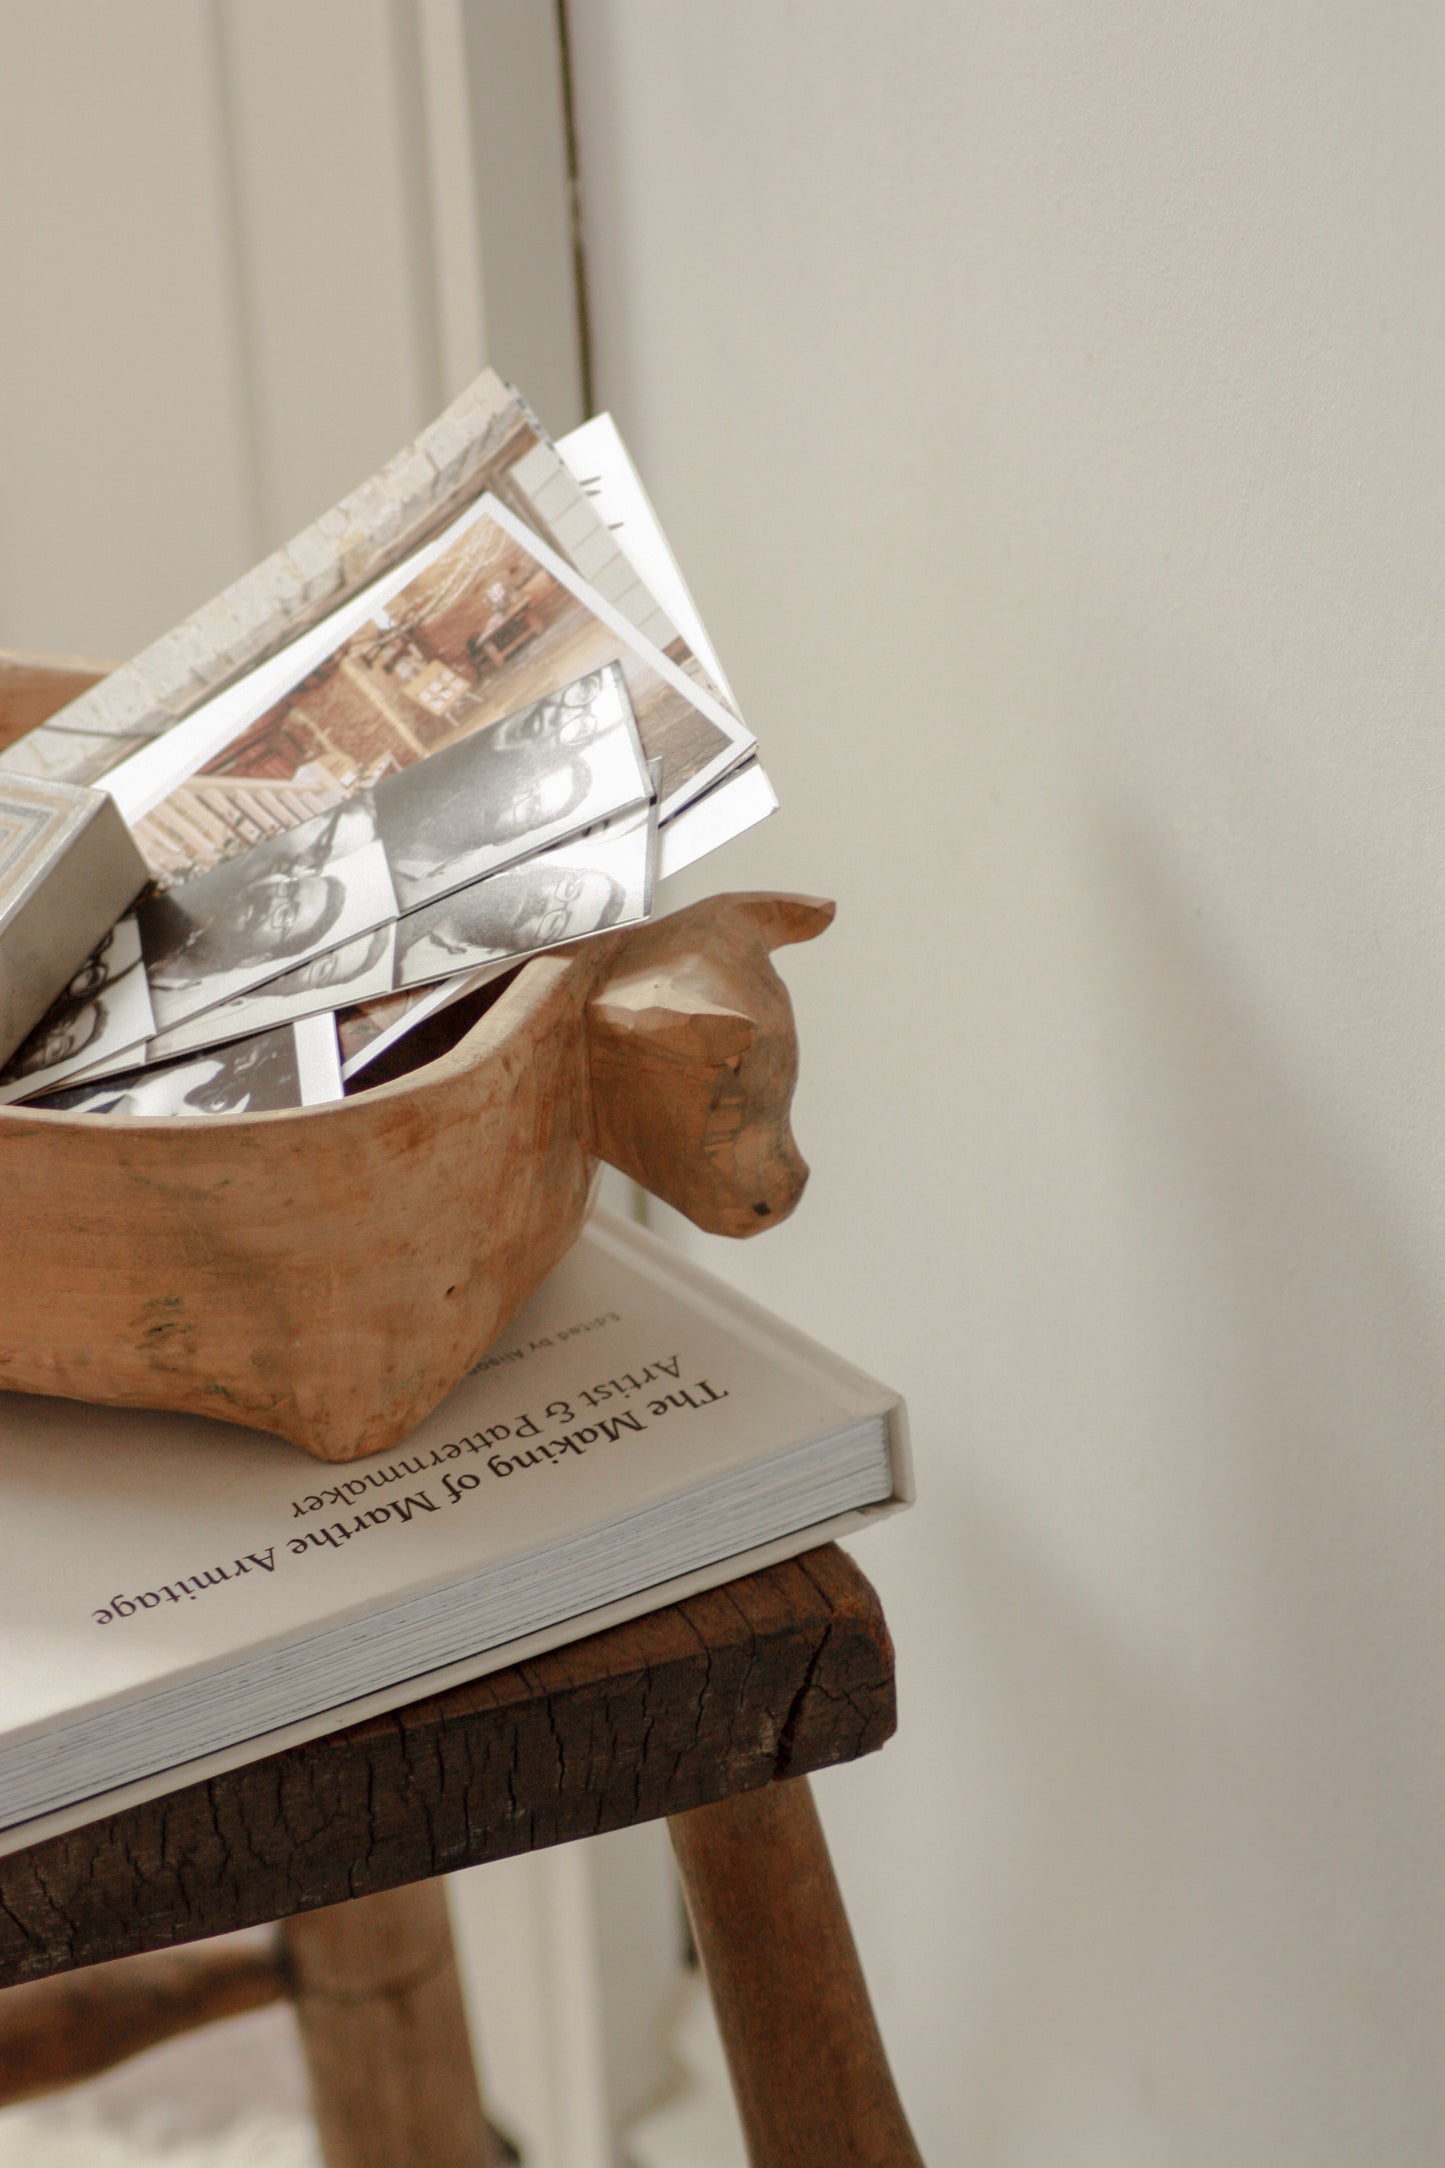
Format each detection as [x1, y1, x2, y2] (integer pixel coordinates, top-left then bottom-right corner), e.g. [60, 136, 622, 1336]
[569, 6, 1445, 2160]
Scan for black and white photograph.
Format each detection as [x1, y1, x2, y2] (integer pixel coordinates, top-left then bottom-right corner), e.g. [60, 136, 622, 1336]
[142, 925, 397, 1069]
[8, 668, 654, 1099]
[138, 797, 397, 1039]
[393, 800, 655, 989]
[0, 917, 155, 1105]
[29, 1017, 340, 1119]
[12, 685, 657, 1099]
[71, 797, 656, 1087]
[490, 669, 631, 751]
[375, 665, 649, 910]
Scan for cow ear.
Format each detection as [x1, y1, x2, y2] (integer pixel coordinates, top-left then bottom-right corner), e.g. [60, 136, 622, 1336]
[590, 976, 757, 1064]
[718, 894, 836, 951]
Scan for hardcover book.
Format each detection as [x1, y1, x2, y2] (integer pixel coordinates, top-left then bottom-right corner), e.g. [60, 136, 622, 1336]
[0, 1211, 909, 1860]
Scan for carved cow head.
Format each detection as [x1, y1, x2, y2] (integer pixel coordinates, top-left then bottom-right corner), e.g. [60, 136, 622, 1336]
[586, 893, 835, 1238]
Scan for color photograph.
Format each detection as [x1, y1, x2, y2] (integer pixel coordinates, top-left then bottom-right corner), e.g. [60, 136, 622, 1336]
[127, 498, 748, 883]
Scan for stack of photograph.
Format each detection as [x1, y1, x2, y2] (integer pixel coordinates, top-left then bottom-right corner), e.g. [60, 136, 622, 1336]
[0, 375, 774, 1120]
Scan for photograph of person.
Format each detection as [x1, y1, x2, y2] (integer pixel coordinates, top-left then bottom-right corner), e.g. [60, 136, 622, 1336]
[10, 1000, 106, 1079]
[30, 1020, 332, 1119]
[141, 926, 396, 1070]
[252, 924, 394, 1001]
[0, 917, 156, 1105]
[101, 675, 654, 1071]
[471, 667, 626, 752]
[392, 804, 654, 989]
[123, 496, 750, 887]
[137, 796, 398, 1037]
[373, 664, 648, 910]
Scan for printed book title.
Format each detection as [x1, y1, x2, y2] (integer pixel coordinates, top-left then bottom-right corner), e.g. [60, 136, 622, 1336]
[90, 1344, 729, 1627]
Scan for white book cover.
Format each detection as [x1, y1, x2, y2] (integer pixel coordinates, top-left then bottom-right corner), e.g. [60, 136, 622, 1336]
[0, 1211, 910, 1859]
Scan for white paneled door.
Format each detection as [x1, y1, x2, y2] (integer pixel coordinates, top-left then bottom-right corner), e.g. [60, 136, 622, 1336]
[0, 0, 583, 660]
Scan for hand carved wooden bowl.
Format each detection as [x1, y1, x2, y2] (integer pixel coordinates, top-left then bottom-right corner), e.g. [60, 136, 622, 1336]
[0, 653, 831, 1462]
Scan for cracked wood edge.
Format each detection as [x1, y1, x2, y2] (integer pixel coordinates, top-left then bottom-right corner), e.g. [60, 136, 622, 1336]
[0, 1548, 894, 1987]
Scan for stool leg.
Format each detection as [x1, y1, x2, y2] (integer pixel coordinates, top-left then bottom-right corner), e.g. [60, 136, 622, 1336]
[0, 1940, 287, 2106]
[669, 1775, 924, 2167]
[281, 1879, 490, 2168]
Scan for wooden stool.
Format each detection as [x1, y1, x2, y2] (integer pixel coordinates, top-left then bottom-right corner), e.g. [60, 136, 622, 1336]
[0, 1546, 923, 2166]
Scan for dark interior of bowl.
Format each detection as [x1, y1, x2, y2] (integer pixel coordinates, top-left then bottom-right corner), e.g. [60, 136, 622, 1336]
[343, 964, 524, 1096]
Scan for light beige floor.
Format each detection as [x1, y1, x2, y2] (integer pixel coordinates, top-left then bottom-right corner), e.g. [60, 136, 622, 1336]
[0, 1932, 739, 2166]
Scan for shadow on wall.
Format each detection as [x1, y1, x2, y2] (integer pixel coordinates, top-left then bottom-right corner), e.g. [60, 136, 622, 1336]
[942, 811, 1444, 2158]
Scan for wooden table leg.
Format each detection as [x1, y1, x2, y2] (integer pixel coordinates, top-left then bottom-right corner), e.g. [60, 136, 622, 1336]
[282, 1879, 491, 2168]
[669, 1775, 924, 2167]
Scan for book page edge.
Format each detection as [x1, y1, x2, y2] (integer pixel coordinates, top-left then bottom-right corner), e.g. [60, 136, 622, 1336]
[0, 1490, 908, 1864]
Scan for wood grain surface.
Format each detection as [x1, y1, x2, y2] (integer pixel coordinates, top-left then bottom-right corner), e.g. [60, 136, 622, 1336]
[0, 1546, 894, 1989]
[673, 1778, 925, 2167]
[0, 888, 831, 1459]
[0, 941, 600, 1459]
[589, 891, 834, 1236]
[283, 1882, 490, 2168]
[0, 642, 832, 1459]
[0, 649, 110, 746]
[0, 1935, 286, 2106]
